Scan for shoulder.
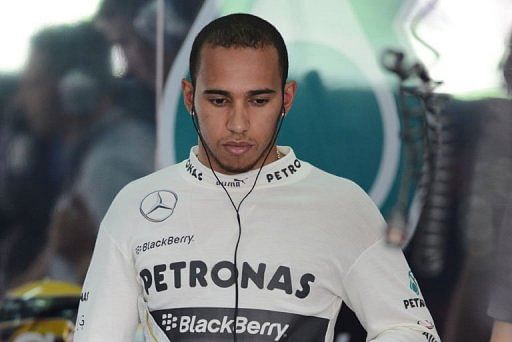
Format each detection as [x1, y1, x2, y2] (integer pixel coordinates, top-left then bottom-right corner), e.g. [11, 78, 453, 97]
[302, 164, 386, 244]
[116, 161, 185, 201]
[97, 162, 185, 234]
[305, 164, 371, 204]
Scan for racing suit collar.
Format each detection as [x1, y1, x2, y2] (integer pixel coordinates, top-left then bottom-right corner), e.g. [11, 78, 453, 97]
[183, 146, 307, 189]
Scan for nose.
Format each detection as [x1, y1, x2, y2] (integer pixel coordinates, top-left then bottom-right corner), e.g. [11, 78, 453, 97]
[226, 102, 249, 134]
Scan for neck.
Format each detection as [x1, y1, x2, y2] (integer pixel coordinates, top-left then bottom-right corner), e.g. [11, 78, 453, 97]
[183, 146, 306, 189]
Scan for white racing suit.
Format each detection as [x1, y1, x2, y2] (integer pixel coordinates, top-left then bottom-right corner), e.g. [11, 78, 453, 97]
[75, 146, 440, 341]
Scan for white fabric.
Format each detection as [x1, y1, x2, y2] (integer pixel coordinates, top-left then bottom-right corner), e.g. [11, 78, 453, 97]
[75, 146, 440, 341]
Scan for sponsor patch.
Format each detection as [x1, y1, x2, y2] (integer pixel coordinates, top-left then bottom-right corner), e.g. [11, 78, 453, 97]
[76, 314, 86, 332]
[403, 297, 426, 309]
[139, 261, 315, 299]
[417, 320, 435, 330]
[216, 177, 248, 188]
[408, 270, 420, 295]
[422, 331, 438, 342]
[151, 307, 328, 341]
[266, 159, 302, 183]
[80, 291, 89, 302]
[135, 235, 194, 255]
[185, 159, 203, 181]
[139, 190, 178, 223]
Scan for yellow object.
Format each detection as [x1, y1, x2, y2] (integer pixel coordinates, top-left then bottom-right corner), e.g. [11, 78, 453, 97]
[7, 279, 81, 300]
[7, 318, 75, 341]
[0, 279, 80, 341]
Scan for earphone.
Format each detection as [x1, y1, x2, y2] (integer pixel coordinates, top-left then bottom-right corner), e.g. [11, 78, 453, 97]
[189, 96, 286, 342]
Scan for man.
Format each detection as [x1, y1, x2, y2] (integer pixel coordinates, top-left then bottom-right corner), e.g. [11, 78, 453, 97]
[94, 0, 156, 89]
[488, 32, 512, 342]
[0, 22, 112, 288]
[441, 32, 512, 342]
[75, 14, 440, 341]
[6, 22, 155, 287]
[94, 0, 203, 129]
[94, 0, 202, 90]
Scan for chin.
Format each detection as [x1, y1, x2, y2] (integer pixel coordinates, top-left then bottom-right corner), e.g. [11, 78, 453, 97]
[218, 156, 260, 174]
[220, 162, 254, 174]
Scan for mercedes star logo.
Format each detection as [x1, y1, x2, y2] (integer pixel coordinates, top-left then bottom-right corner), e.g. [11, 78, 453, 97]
[140, 190, 178, 222]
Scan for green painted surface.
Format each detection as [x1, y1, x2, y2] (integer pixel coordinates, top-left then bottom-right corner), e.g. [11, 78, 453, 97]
[173, 0, 416, 215]
[221, 0, 254, 14]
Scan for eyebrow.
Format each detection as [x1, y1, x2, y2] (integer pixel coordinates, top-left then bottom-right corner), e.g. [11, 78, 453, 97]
[203, 89, 230, 96]
[202, 88, 277, 97]
[248, 89, 276, 96]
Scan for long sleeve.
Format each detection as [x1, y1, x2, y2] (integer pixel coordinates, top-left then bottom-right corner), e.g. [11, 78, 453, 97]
[342, 238, 441, 342]
[74, 198, 140, 341]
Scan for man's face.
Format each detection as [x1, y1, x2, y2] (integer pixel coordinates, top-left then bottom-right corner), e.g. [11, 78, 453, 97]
[182, 45, 296, 174]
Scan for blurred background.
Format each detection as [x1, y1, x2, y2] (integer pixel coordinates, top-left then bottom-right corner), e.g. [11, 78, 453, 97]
[1, 0, 511, 341]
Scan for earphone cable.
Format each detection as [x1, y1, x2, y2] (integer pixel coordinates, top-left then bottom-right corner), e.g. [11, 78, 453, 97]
[190, 100, 285, 342]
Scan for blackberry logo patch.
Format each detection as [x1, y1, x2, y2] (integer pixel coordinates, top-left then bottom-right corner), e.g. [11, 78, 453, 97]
[151, 307, 328, 341]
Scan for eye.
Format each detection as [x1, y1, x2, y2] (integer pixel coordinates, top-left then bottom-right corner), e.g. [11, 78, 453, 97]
[251, 98, 270, 106]
[208, 97, 228, 106]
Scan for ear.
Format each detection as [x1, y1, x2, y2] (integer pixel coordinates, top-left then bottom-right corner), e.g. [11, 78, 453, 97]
[181, 79, 194, 114]
[282, 80, 297, 114]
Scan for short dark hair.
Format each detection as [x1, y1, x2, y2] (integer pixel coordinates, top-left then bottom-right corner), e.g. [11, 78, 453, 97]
[189, 13, 288, 87]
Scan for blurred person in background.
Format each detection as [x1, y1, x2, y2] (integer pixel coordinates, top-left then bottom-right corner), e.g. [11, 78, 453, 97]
[487, 31, 512, 342]
[442, 31, 512, 342]
[95, 0, 154, 89]
[93, 0, 203, 123]
[94, 0, 156, 124]
[6, 21, 155, 289]
[0, 34, 69, 294]
[0, 74, 21, 295]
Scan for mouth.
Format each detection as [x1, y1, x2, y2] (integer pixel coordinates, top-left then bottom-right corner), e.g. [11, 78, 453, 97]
[223, 141, 254, 156]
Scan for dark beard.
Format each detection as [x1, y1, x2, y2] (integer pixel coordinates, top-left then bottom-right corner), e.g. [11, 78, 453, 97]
[207, 143, 273, 174]
[197, 112, 282, 174]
